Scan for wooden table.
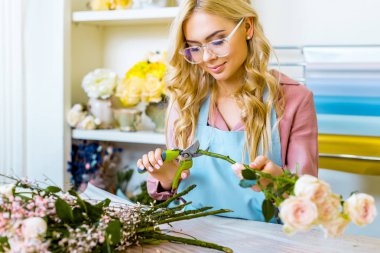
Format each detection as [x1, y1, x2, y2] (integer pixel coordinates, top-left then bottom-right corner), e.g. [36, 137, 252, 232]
[125, 216, 380, 253]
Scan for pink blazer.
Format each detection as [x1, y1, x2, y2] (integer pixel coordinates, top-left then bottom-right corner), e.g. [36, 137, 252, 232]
[147, 71, 319, 200]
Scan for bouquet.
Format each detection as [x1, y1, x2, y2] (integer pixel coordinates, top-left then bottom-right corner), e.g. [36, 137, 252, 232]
[116, 51, 167, 107]
[82, 69, 118, 100]
[0, 175, 233, 253]
[199, 149, 377, 237]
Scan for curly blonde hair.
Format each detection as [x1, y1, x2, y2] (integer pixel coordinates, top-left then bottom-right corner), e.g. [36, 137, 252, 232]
[166, 0, 283, 161]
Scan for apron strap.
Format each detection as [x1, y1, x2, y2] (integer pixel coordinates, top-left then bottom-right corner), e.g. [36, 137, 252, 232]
[198, 95, 211, 126]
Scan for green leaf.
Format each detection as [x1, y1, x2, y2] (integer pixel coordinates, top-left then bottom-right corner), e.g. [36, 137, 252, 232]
[266, 182, 274, 191]
[262, 199, 275, 222]
[106, 220, 121, 246]
[84, 202, 103, 222]
[277, 183, 293, 196]
[349, 190, 359, 196]
[0, 236, 9, 251]
[72, 208, 84, 224]
[45, 186, 61, 193]
[95, 198, 111, 209]
[69, 189, 87, 213]
[241, 169, 256, 180]
[55, 198, 74, 223]
[239, 179, 256, 188]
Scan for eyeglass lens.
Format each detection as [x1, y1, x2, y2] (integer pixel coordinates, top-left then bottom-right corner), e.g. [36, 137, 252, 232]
[183, 39, 230, 64]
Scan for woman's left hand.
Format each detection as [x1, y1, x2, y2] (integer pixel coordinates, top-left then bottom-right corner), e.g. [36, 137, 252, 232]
[232, 155, 283, 192]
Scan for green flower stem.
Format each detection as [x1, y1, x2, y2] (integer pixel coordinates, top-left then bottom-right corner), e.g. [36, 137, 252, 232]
[137, 226, 158, 233]
[151, 184, 197, 211]
[158, 209, 232, 224]
[156, 206, 213, 221]
[166, 201, 193, 212]
[197, 149, 296, 184]
[150, 232, 233, 253]
[152, 202, 193, 219]
[139, 208, 231, 233]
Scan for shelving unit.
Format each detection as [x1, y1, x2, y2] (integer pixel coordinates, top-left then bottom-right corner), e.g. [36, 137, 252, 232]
[72, 7, 178, 26]
[72, 129, 165, 145]
[69, 4, 177, 146]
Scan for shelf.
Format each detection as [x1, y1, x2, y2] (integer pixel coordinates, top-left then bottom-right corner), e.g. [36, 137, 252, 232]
[317, 114, 380, 137]
[72, 7, 179, 26]
[72, 129, 165, 145]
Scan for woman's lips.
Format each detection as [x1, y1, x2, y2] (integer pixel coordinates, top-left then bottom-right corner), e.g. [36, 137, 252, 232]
[208, 62, 226, 74]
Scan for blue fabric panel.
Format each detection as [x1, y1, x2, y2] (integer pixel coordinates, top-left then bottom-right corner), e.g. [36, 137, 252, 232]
[314, 96, 380, 116]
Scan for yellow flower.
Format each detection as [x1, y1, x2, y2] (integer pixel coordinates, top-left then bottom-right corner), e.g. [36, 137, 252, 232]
[141, 75, 165, 103]
[116, 76, 143, 107]
[89, 0, 132, 10]
[89, 0, 112, 10]
[117, 51, 168, 106]
[111, 0, 133, 10]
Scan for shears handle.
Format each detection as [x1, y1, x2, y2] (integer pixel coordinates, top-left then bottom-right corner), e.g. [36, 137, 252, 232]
[137, 149, 180, 173]
[171, 159, 193, 190]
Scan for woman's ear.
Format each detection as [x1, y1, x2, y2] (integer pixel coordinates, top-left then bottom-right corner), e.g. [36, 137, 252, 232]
[244, 17, 254, 39]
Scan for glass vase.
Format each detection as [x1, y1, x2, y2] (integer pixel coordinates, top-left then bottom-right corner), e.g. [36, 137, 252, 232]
[113, 108, 142, 132]
[145, 100, 168, 133]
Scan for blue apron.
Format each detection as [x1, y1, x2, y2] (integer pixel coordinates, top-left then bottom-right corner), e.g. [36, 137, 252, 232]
[177, 94, 283, 221]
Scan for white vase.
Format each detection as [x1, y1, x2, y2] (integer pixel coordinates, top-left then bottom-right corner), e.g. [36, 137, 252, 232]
[113, 108, 142, 132]
[88, 97, 114, 129]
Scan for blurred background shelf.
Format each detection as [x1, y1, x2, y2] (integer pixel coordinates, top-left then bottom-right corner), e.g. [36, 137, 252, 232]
[72, 7, 179, 26]
[72, 129, 165, 145]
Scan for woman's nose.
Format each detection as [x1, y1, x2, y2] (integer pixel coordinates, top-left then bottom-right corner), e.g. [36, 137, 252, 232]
[202, 47, 217, 63]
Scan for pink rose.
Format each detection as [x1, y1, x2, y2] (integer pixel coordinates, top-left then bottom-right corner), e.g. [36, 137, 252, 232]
[344, 193, 377, 226]
[317, 193, 342, 223]
[279, 196, 318, 234]
[294, 175, 331, 204]
[320, 215, 350, 237]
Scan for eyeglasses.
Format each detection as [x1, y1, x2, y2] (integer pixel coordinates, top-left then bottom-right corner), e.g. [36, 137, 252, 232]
[180, 18, 245, 64]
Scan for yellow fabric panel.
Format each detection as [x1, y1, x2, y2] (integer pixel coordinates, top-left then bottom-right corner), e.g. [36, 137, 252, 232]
[318, 134, 380, 175]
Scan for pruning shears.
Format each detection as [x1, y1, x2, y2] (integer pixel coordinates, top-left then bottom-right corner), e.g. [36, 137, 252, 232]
[138, 140, 203, 190]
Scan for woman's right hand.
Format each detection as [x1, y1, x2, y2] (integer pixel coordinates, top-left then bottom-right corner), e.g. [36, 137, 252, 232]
[136, 148, 190, 190]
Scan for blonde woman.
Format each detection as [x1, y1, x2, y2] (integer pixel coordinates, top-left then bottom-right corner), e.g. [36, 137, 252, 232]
[137, 0, 318, 221]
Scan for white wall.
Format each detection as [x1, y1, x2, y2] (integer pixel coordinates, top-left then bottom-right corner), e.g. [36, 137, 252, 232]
[0, 0, 25, 180]
[254, 0, 380, 45]
[23, 0, 70, 187]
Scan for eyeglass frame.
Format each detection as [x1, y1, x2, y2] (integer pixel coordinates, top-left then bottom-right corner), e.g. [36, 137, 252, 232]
[180, 18, 245, 64]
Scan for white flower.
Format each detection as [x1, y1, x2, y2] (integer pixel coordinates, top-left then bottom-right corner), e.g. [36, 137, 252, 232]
[294, 175, 331, 204]
[67, 104, 86, 127]
[78, 115, 98, 130]
[21, 217, 47, 239]
[317, 193, 342, 223]
[0, 183, 15, 197]
[82, 69, 118, 99]
[8, 238, 26, 252]
[279, 196, 318, 234]
[344, 193, 377, 226]
[320, 214, 350, 237]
